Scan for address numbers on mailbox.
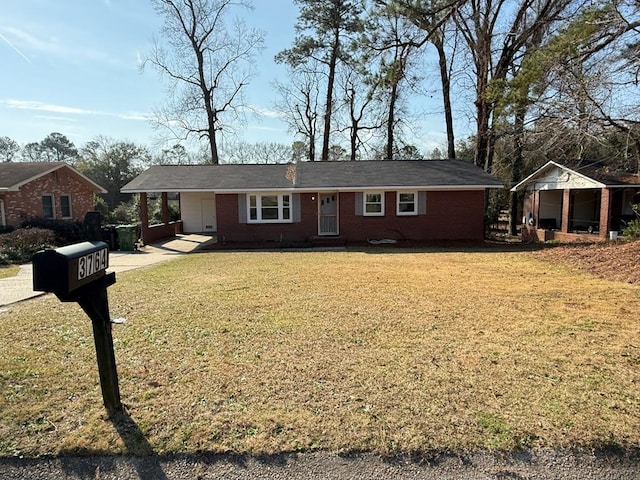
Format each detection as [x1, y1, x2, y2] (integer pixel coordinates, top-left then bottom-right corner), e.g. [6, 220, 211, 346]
[78, 248, 108, 281]
[32, 241, 110, 297]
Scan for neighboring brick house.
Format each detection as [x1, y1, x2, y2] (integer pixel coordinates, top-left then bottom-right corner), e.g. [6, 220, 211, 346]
[511, 161, 640, 242]
[121, 160, 503, 245]
[0, 162, 106, 228]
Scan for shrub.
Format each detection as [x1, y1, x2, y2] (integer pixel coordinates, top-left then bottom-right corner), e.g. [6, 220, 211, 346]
[0, 228, 55, 264]
[622, 204, 640, 240]
[109, 201, 139, 225]
[20, 218, 83, 246]
[0, 225, 15, 235]
[623, 219, 640, 239]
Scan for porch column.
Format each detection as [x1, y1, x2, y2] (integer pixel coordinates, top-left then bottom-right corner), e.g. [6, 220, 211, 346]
[161, 192, 170, 224]
[561, 189, 571, 233]
[599, 188, 612, 240]
[139, 192, 150, 244]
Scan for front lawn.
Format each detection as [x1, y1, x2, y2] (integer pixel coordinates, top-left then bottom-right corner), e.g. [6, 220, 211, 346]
[1, 248, 639, 456]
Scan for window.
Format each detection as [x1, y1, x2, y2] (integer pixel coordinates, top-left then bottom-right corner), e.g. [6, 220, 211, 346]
[247, 194, 292, 223]
[42, 195, 54, 219]
[397, 192, 417, 215]
[364, 192, 384, 216]
[60, 195, 72, 218]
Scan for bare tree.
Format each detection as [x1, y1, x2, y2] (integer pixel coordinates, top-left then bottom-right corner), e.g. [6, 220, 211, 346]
[276, 0, 364, 161]
[0, 136, 20, 162]
[273, 62, 323, 161]
[392, 0, 463, 159]
[145, 0, 264, 164]
[453, 0, 578, 173]
[221, 141, 293, 163]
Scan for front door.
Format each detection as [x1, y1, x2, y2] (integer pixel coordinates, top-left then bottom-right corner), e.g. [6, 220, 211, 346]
[201, 198, 216, 232]
[318, 193, 338, 235]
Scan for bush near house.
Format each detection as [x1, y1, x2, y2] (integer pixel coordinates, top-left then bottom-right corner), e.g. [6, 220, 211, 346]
[20, 218, 83, 246]
[622, 204, 640, 239]
[0, 228, 55, 265]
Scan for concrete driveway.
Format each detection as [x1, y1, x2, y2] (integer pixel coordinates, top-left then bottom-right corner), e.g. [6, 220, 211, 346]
[0, 234, 216, 307]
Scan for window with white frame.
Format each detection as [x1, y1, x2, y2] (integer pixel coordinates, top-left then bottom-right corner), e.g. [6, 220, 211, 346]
[60, 194, 72, 218]
[397, 191, 417, 215]
[42, 195, 54, 219]
[248, 193, 292, 223]
[364, 192, 384, 216]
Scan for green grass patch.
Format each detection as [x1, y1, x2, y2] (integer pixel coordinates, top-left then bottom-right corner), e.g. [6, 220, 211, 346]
[1, 248, 639, 457]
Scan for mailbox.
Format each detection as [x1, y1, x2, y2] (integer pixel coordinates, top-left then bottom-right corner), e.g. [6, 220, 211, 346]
[33, 241, 109, 297]
[31, 240, 122, 414]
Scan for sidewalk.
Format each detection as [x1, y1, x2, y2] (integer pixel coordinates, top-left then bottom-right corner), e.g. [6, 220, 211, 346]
[0, 234, 216, 308]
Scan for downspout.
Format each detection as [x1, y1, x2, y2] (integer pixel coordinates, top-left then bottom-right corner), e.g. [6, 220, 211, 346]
[0, 198, 5, 226]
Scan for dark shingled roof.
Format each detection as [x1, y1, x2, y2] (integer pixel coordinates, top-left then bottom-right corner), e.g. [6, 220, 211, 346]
[121, 160, 503, 193]
[0, 162, 65, 189]
[0, 162, 106, 192]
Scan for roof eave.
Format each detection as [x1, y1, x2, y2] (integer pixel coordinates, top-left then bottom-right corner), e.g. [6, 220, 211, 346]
[122, 184, 503, 194]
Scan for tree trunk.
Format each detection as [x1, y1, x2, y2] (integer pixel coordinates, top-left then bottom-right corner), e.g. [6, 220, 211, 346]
[510, 106, 526, 235]
[321, 29, 340, 162]
[387, 82, 399, 160]
[435, 36, 455, 159]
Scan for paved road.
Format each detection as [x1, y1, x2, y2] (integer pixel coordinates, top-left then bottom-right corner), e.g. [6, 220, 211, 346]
[1, 449, 639, 479]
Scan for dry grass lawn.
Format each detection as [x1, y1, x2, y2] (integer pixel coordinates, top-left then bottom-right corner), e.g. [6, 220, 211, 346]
[1, 247, 639, 457]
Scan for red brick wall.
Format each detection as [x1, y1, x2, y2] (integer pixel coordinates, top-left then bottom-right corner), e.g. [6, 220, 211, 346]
[339, 191, 486, 241]
[3, 168, 97, 227]
[216, 190, 487, 243]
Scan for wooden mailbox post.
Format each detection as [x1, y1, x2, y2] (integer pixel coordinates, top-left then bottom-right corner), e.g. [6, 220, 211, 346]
[33, 241, 122, 415]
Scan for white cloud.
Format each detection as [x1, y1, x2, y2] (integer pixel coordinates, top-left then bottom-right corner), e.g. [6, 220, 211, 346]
[2, 99, 149, 122]
[248, 105, 285, 119]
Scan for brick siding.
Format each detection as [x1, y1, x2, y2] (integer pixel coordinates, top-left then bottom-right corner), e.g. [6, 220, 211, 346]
[216, 190, 487, 243]
[2, 168, 96, 227]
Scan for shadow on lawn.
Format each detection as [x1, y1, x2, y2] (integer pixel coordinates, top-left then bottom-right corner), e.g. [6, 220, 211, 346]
[58, 410, 169, 480]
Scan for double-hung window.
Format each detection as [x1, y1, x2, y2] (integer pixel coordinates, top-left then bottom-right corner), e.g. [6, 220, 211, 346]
[248, 193, 291, 223]
[60, 195, 72, 218]
[42, 195, 54, 219]
[397, 191, 417, 215]
[364, 192, 384, 216]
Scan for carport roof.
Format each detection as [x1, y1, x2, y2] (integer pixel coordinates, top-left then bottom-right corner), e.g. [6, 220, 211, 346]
[121, 159, 503, 193]
[511, 161, 640, 192]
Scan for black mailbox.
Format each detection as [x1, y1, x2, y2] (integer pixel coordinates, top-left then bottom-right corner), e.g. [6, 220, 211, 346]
[33, 241, 109, 297]
[32, 240, 122, 414]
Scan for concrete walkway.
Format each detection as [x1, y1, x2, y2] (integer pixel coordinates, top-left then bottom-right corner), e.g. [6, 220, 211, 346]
[0, 234, 216, 307]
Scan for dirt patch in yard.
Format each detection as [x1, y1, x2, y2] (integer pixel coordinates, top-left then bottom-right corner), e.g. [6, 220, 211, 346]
[534, 239, 640, 285]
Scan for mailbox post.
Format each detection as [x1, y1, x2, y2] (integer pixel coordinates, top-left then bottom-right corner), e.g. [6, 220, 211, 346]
[33, 241, 122, 415]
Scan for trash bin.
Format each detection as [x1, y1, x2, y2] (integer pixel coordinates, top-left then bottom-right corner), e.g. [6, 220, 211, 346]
[115, 225, 139, 251]
[101, 226, 119, 251]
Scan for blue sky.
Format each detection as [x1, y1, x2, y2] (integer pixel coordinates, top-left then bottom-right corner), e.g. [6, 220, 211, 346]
[0, 0, 454, 155]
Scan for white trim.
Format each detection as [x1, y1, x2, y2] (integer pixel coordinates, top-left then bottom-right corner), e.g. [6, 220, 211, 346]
[396, 191, 418, 216]
[510, 161, 606, 192]
[246, 193, 293, 224]
[363, 192, 385, 216]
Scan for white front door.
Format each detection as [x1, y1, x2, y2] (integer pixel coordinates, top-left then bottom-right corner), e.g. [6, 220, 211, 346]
[201, 198, 216, 232]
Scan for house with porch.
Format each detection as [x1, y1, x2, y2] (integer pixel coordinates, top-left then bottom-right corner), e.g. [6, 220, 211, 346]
[511, 161, 640, 242]
[121, 159, 503, 246]
[0, 162, 106, 229]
